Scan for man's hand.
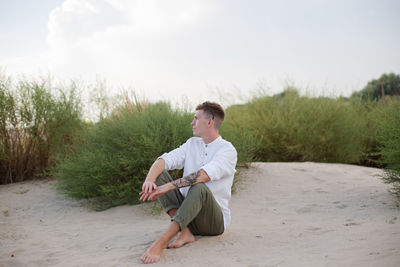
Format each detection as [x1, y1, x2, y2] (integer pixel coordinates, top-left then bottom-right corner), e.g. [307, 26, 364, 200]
[139, 183, 173, 201]
[139, 181, 157, 202]
[142, 181, 157, 193]
[140, 158, 166, 201]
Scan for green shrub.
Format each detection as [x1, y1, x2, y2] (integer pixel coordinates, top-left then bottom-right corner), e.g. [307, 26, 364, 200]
[224, 89, 373, 164]
[376, 97, 400, 199]
[0, 77, 82, 184]
[54, 101, 193, 210]
[351, 73, 400, 101]
[221, 103, 260, 165]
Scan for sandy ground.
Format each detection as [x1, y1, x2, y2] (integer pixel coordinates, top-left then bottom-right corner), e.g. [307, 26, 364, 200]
[1, 162, 399, 267]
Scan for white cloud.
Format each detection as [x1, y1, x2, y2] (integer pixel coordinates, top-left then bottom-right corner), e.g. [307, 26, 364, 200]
[39, 0, 217, 101]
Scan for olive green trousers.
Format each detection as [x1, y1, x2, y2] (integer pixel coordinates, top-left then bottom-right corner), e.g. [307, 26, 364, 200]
[155, 170, 224, 236]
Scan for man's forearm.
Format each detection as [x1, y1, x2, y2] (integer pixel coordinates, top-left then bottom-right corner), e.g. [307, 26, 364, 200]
[145, 158, 165, 183]
[171, 169, 210, 189]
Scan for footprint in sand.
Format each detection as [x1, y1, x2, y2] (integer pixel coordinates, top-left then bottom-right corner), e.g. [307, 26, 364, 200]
[2, 210, 10, 217]
[315, 188, 329, 194]
[344, 222, 361, 226]
[293, 168, 308, 172]
[387, 217, 397, 224]
[296, 204, 317, 214]
[336, 204, 348, 209]
[296, 207, 312, 214]
[306, 226, 322, 231]
[312, 177, 325, 183]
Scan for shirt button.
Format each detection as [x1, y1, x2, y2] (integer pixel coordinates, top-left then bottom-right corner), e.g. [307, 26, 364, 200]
[205, 153, 208, 156]
[205, 144, 208, 147]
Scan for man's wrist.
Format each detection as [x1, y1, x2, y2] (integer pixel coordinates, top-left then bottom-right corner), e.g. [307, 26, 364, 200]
[168, 182, 176, 191]
[144, 177, 156, 183]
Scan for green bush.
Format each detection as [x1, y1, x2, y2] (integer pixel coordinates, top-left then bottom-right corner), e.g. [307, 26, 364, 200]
[223, 89, 373, 164]
[54, 101, 193, 210]
[376, 97, 400, 199]
[221, 103, 260, 165]
[351, 73, 400, 101]
[0, 77, 82, 184]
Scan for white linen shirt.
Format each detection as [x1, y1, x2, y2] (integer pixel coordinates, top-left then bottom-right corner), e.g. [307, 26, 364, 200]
[159, 136, 237, 230]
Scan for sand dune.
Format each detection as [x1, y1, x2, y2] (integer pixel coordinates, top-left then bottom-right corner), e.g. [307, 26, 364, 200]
[1, 162, 399, 266]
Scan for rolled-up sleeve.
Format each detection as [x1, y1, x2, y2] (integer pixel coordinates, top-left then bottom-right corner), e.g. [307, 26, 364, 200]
[159, 140, 188, 171]
[202, 144, 237, 181]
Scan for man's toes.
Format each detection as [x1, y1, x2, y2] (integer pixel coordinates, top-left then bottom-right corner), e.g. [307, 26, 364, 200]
[140, 255, 146, 263]
[168, 240, 182, 248]
[141, 253, 160, 264]
[141, 254, 151, 264]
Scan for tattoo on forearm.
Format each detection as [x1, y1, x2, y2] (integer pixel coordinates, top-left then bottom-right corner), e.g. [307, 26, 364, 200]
[172, 170, 201, 188]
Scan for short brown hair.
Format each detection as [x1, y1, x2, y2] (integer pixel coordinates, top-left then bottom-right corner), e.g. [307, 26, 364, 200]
[196, 101, 225, 129]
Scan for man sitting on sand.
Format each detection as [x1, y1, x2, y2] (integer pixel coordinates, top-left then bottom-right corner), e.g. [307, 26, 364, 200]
[139, 101, 237, 264]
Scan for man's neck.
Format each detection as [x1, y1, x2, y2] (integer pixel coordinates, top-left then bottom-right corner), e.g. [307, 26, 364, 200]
[201, 132, 220, 144]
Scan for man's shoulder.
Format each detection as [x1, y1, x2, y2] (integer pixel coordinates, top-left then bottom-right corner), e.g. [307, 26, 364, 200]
[179, 137, 203, 148]
[186, 136, 202, 144]
[219, 136, 235, 147]
[217, 137, 237, 153]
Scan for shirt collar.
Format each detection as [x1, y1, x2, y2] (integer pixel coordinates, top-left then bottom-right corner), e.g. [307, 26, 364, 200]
[203, 136, 222, 147]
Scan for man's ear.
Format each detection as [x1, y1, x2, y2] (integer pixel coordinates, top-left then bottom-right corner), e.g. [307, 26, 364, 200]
[208, 117, 213, 128]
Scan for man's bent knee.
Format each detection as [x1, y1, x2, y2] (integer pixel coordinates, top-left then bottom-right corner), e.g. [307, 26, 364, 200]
[188, 183, 207, 191]
[155, 170, 172, 186]
[187, 183, 210, 198]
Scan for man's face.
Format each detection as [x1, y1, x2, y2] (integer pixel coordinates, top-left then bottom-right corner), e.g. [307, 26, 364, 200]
[191, 109, 211, 137]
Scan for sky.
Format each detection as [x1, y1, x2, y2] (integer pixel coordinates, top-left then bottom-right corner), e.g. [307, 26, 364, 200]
[1, 0, 399, 107]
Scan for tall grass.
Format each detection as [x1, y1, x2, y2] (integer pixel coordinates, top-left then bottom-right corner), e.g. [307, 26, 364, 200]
[0, 77, 82, 184]
[220, 103, 260, 165]
[223, 89, 376, 164]
[54, 99, 193, 210]
[376, 97, 400, 198]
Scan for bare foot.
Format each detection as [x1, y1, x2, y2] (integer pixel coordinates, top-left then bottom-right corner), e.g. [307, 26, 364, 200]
[167, 228, 195, 248]
[141, 240, 164, 264]
[141, 221, 180, 263]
